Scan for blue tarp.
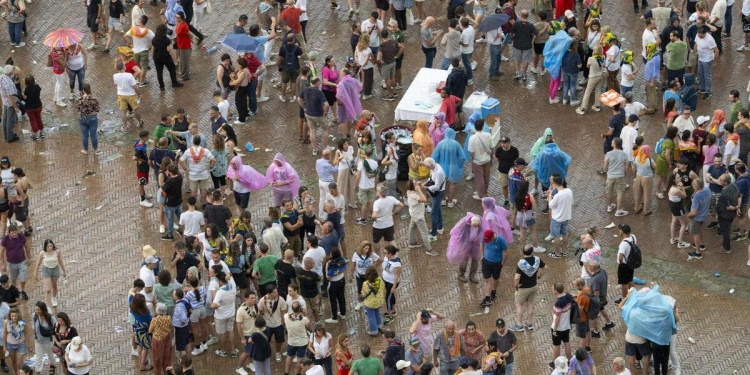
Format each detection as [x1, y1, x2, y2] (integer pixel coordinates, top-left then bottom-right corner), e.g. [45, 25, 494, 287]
[543, 31, 574, 80]
[621, 285, 677, 346]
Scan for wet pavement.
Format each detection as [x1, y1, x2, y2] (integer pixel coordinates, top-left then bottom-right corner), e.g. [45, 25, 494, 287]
[4, 0, 750, 373]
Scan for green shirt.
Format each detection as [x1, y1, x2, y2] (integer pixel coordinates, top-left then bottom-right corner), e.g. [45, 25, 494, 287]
[153, 123, 175, 150]
[350, 357, 383, 375]
[665, 41, 687, 71]
[729, 100, 745, 125]
[153, 283, 175, 308]
[253, 255, 278, 284]
[393, 30, 405, 58]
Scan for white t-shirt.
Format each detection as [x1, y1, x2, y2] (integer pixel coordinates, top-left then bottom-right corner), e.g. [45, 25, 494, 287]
[460, 26, 475, 54]
[620, 64, 635, 87]
[286, 294, 307, 312]
[384, 144, 399, 180]
[113, 72, 137, 96]
[468, 132, 493, 164]
[618, 235, 637, 264]
[357, 159, 377, 189]
[126, 27, 155, 53]
[695, 34, 717, 62]
[580, 246, 601, 279]
[486, 28, 504, 46]
[179, 210, 205, 236]
[381, 256, 402, 283]
[744, 0, 750, 16]
[331, 193, 346, 224]
[208, 259, 231, 275]
[711, 0, 727, 27]
[356, 47, 373, 70]
[361, 19, 384, 47]
[213, 284, 236, 320]
[606, 45, 621, 71]
[407, 190, 426, 218]
[65, 345, 93, 375]
[309, 332, 333, 359]
[303, 246, 327, 277]
[372, 196, 401, 229]
[624, 103, 646, 122]
[306, 365, 326, 375]
[296, 0, 308, 22]
[549, 188, 573, 222]
[217, 100, 230, 120]
[351, 252, 380, 276]
[641, 29, 657, 58]
[139, 265, 155, 302]
[620, 126, 639, 156]
[180, 146, 215, 181]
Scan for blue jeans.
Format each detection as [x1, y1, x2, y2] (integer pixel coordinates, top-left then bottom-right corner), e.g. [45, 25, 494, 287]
[440, 57, 453, 70]
[364, 306, 381, 334]
[79, 114, 98, 151]
[68, 68, 85, 93]
[461, 52, 473, 80]
[164, 205, 182, 236]
[725, 4, 733, 36]
[620, 85, 633, 96]
[430, 190, 444, 235]
[439, 361, 460, 375]
[248, 79, 258, 114]
[489, 44, 502, 78]
[423, 47, 436, 68]
[562, 72, 577, 102]
[7, 22, 22, 45]
[698, 61, 712, 93]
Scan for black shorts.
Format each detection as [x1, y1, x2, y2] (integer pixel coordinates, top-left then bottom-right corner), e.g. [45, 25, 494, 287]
[551, 328, 570, 345]
[232, 271, 249, 290]
[323, 90, 337, 106]
[395, 55, 404, 70]
[299, 106, 306, 119]
[211, 172, 227, 189]
[87, 14, 99, 33]
[617, 263, 634, 285]
[481, 258, 503, 280]
[575, 320, 589, 338]
[175, 325, 190, 351]
[668, 201, 684, 216]
[375, 0, 389, 10]
[14, 201, 28, 222]
[533, 42, 545, 55]
[743, 15, 750, 33]
[234, 191, 250, 209]
[625, 341, 652, 357]
[373, 226, 394, 243]
[266, 325, 285, 343]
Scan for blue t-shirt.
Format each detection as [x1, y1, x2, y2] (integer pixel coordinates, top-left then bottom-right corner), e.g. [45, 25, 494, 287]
[561, 50, 581, 75]
[483, 236, 508, 263]
[691, 187, 712, 222]
[300, 87, 327, 117]
[663, 90, 681, 112]
[707, 165, 727, 194]
[735, 175, 750, 205]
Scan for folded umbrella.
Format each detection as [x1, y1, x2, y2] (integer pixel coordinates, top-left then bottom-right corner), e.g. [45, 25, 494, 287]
[477, 13, 510, 33]
[220, 34, 260, 54]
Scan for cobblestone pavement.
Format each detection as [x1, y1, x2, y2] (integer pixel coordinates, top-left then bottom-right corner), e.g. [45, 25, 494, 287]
[3, 0, 750, 373]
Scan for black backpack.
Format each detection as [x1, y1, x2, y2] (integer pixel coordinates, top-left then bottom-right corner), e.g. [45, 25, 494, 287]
[569, 295, 581, 325]
[625, 239, 642, 269]
[281, 44, 299, 73]
[583, 292, 601, 319]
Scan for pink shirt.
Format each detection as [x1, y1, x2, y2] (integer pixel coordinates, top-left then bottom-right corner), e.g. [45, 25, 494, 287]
[413, 316, 438, 353]
[322, 66, 339, 92]
[703, 144, 718, 165]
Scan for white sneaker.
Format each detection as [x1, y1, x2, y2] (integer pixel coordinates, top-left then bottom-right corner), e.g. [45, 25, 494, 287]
[174, 223, 180, 230]
[471, 61, 477, 70]
[615, 209, 629, 217]
[87, 43, 98, 50]
[738, 45, 749, 51]
[544, 234, 554, 241]
[529, 188, 537, 195]
[206, 335, 219, 346]
[275, 352, 282, 362]
[549, 98, 560, 104]
[607, 203, 616, 212]
[472, 192, 481, 200]
[246, 363, 256, 372]
[354, 302, 362, 311]
[437, 229, 444, 234]
[257, 96, 270, 103]
[465, 174, 475, 181]
[529, 67, 539, 74]
[234, 120, 245, 125]
[55, 101, 67, 107]
[382, 80, 387, 89]
[16, 42, 25, 47]
[191, 346, 205, 356]
[475, 37, 486, 43]
[539, 69, 547, 76]
[677, 241, 691, 248]
[139, 200, 154, 208]
[131, 348, 139, 356]
[51, 297, 58, 307]
[533, 246, 547, 253]
[236, 368, 249, 375]
[159, 225, 166, 233]
[325, 318, 339, 324]
[501, 55, 509, 61]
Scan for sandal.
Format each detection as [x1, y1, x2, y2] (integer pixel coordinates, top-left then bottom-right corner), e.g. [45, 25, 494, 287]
[447, 199, 457, 208]
[656, 193, 665, 199]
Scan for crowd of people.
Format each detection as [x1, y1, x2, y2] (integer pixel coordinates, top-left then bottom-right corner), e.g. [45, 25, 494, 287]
[1, 0, 750, 373]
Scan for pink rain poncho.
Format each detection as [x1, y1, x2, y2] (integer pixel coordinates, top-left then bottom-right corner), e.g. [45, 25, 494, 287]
[429, 112, 449, 146]
[265, 153, 301, 198]
[482, 197, 514, 243]
[226, 155, 268, 191]
[336, 75, 363, 123]
[447, 213, 483, 265]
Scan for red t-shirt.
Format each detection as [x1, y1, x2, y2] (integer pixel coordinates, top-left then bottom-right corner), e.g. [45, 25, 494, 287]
[280, 7, 302, 34]
[125, 60, 137, 75]
[440, 95, 461, 126]
[175, 22, 191, 50]
[244, 53, 262, 81]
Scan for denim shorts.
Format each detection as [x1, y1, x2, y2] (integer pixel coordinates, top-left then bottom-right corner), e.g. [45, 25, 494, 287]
[550, 219, 569, 237]
[7, 342, 26, 354]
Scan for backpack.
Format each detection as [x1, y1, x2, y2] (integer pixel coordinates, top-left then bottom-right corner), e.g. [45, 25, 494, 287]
[625, 239, 642, 269]
[655, 138, 665, 154]
[569, 295, 581, 325]
[179, 299, 193, 317]
[34, 315, 53, 338]
[583, 292, 601, 319]
[280, 44, 299, 73]
[362, 158, 379, 179]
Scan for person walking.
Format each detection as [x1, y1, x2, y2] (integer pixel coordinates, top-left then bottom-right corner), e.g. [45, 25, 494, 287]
[31, 302, 57, 374]
[75, 84, 100, 154]
[694, 26, 718, 99]
[32, 239, 67, 310]
[22, 75, 44, 141]
[510, 245, 546, 332]
[151, 24, 183, 91]
[406, 181, 436, 256]
[468, 119, 493, 200]
[480, 229, 507, 307]
[175, 11, 192, 81]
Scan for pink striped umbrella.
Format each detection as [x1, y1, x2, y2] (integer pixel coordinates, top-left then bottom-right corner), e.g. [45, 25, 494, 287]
[43, 28, 85, 48]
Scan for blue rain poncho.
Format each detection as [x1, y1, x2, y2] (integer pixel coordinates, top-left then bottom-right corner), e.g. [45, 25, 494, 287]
[543, 31, 574, 80]
[463, 112, 490, 160]
[621, 286, 676, 346]
[529, 143, 571, 188]
[433, 128, 467, 183]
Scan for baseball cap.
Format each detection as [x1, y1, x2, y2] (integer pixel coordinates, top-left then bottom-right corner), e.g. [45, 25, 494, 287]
[618, 224, 631, 234]
[628, 114, 639, 123]
[459, 357, 470, 368]
[420, 309, 431, 319]
[69, 336, 82, 351]
[697, 115, 710, 125]
[145, 256, 159, 264]
[409, 337, 421, 346]
[396, 360, 412, 370]
[500, 136, 510, 143]
[483, 229, 495, 243]
[515, 157, 527, 166]
[564, 9, 574, 18]
[495, 318, 506, 327]
[347, 56, 355, 63]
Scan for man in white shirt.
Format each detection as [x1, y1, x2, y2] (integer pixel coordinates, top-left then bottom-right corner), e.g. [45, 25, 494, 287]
[302, 235, 327, 278]
[578, 236, 601, 281]
[257, 285, 288, 362]
[179, 136, 216, 207]
[468, 119, 494, 200]
[459, 18, 475, 85]
[361, 12, 384, 59]
[738, 0, 750, 51]
[641, 18, 658, 63]
[615, 224, 636, 305]
[612, 357, 632, 375]
[261, 217, 287, 259]
[125, 15, 154, 85]
[113, 61, 144, 131]
[605, 38, 621, 92]
[672, 107, 696, 134]
[694, 27, 718, 99]
[371, 185, 404, 252]
[709, 0, 727, 53]
[139, 257, 158, 311]
[487, 26, 505, 80]
[355, 148, 378, 225]
[179, 196, 205, 236]
[423, 158, 446, 241]
[548, 175, 573, 258]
